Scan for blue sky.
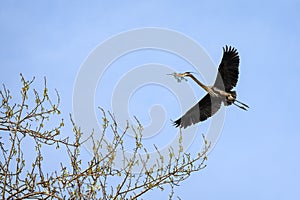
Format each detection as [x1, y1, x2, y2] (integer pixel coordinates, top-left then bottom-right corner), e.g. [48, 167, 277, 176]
[1, 1, 300, 199]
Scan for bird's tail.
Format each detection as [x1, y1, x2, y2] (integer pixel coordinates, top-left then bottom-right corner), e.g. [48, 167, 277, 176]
[226, 91, 249, 110]
[225, 91, 236, 106]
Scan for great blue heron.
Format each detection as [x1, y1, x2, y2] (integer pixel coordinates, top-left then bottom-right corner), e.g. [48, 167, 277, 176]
[172, 45, 249, 129]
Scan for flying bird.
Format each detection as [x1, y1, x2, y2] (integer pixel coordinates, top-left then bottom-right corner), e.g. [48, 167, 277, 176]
[172, 45, 249, 129]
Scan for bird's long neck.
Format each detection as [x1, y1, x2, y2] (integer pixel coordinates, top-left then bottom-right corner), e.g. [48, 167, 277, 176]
[187, 74, 210, 92]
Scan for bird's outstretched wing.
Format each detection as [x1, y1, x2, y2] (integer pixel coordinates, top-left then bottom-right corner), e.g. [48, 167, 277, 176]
[173, 94, 222, 129]
[214, 45, 240, 91]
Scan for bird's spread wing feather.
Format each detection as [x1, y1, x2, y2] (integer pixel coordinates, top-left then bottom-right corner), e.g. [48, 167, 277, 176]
[214, 45, 240, 91]
[173, 94, 222, 129]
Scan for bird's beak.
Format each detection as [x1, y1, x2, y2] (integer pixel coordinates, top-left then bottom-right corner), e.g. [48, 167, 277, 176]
[167, 72, 190, 82]
[174, 72, 187, 77]
[175, 73, 185, 77]
[166, 72, 185, 77]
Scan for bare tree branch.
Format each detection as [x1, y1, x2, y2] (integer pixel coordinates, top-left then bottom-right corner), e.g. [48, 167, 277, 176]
[0, 74, 210, 199]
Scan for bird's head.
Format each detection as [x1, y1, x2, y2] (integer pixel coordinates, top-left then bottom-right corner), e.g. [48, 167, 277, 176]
[173, 72, 192, 77]
[167, 71, 195, 82]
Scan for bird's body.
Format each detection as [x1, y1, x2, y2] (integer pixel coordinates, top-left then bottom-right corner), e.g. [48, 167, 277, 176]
[173, 46, 248, 129]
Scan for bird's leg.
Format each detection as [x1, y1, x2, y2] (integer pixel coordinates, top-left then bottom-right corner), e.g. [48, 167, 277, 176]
[233, 102, 248, 110]
[234, 100, 249, 108]
[226, 93, 249, 110]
